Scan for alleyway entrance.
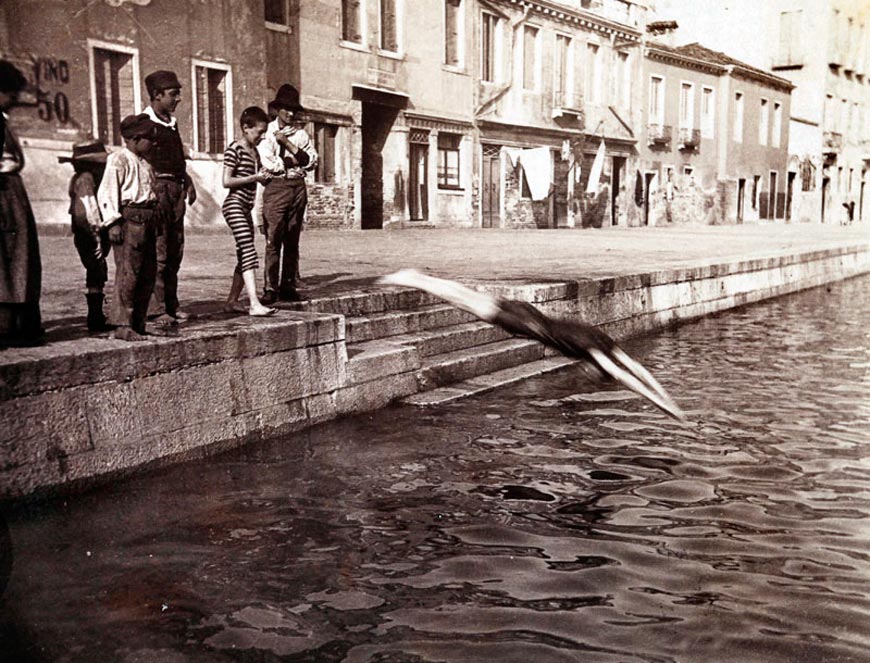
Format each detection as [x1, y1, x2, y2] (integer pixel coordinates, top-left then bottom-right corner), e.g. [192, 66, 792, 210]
[361, 102, 400, 229]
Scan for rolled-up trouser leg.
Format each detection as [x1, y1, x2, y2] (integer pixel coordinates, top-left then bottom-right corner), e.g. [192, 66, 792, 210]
[112, 207, 158, 333]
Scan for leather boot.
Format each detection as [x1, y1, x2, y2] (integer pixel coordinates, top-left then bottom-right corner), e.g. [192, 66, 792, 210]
[86, 293, 112, 332]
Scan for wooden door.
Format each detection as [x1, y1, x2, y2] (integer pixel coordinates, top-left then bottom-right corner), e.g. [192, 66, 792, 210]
[481, 144, 501, 228]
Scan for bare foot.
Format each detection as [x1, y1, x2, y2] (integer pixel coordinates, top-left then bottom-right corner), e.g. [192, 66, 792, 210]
[113, 327, 148, 342]
[249, 306, 278, 317]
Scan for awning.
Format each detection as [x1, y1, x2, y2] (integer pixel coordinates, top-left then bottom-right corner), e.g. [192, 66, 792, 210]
[352, 84, 409, 109]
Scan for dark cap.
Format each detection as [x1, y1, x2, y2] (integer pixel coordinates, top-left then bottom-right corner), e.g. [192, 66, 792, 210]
[120, 114, 156, 140]
[58, 139, 108, 164]
[144, 70, 182, 96]
[270, 84, 303, 112]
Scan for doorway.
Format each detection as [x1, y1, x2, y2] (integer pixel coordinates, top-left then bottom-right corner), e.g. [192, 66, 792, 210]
[768, 171, 778, 220]
[611, 156, 625, 226]
[643, 172, 655, 226]
[361, 102, 400, 229]
[481, 144, 501, 228]
[737, 178, 746, 223]
[408, 133, 429, 221]
[786, 172, 795, 222]
[821, 176, 830, 223]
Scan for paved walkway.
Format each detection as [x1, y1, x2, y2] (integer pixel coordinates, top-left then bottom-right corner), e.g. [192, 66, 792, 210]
[38, 222, 869, 326]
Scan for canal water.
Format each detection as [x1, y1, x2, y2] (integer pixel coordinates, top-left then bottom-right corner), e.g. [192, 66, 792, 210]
[2, 275, 869, 663]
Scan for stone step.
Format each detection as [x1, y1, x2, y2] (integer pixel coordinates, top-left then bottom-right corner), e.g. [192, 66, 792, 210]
[297, 288, 442, 317]
[345, 304, 478, 344]
[416, 337, 546, 391]
[404, 356, 577, 406]
[392, 320, 511, 357]
[344, 339, 420, 386]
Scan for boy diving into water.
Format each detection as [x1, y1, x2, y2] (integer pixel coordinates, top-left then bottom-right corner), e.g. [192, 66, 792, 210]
[378, 269, 685, 421]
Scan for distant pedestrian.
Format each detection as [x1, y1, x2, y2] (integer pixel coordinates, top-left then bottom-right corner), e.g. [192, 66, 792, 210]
[97, 114, 162, 342]
[257, 84, 317, 304]
[59, 139, 113, 332]
[143, 70, 196, 326]
[0, 60, 43, 347]
[221, 106, 277, 317]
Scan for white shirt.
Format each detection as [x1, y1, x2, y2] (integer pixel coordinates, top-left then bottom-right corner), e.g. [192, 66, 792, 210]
[257, 119, 318, 179]
[97, 147, 157, 227]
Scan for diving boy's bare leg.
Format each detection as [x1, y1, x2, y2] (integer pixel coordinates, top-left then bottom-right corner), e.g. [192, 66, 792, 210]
[378, 269, 501, 322]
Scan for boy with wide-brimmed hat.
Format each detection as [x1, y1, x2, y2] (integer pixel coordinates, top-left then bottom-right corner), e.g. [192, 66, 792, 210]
[97, 114, 162, 341]
[257, 84, 317, 303]
[142, 69, 196, 326]
[59, 139, 113, 331]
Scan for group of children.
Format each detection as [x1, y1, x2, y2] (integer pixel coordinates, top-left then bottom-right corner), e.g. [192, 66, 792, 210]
[0, 60, 318, 345]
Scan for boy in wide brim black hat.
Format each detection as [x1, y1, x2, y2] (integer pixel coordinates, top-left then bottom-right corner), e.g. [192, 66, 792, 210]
[59, 139, 114, 332]
[256, 84, 318, 304]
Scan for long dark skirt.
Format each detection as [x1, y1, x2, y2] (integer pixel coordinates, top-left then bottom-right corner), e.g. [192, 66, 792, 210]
[0, 173, 42, 338]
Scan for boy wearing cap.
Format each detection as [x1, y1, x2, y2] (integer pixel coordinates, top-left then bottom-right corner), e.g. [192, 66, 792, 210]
[60, 139, 112, 331]
[257, 84, 317, 304]
[97, 114, 161, 342]
[143, 70, 196, 325]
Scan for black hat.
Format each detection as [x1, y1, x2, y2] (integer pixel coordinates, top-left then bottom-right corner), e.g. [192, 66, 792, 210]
[0, 60, 27, 94]
[58, 139, 108, 164]
[120, 114, 156, 140]
[270, 84, 303, 112]
[145, 70, 182, 96]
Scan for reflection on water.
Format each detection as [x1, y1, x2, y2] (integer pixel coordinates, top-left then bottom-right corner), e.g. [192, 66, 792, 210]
[3, 275, 870, 663]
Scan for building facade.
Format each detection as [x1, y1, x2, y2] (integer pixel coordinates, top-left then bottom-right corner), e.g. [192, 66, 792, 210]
[0, 0, 269, 227]
[640, 41, 793, 226]
[651, 0, 870, 225]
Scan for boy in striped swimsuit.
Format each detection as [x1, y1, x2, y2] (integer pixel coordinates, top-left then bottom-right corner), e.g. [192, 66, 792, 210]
[222, 106, 276, 316]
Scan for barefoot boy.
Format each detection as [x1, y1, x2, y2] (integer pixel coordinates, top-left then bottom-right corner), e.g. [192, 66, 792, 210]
[97, 114, 160, 341]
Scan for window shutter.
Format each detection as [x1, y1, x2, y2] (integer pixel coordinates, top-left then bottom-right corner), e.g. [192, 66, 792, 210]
[381, 0, 397, 51]
[445, 0, 460, 66]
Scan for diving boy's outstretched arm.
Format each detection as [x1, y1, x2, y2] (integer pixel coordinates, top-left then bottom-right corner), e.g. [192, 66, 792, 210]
[378, 269, 501, 322]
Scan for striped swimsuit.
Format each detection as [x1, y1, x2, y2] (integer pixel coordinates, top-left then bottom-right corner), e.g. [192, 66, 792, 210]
[222, 141, 260, 273]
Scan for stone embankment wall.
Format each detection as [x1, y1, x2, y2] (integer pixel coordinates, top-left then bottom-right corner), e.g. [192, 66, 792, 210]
[1, 245, 868, 503]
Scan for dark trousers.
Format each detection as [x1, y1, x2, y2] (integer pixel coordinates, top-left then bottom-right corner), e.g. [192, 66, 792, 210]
[72, 227, 110, 291]
[113, 206, 158, 334]
[150, 178, 185, 317]
[262, 177, 306, 295]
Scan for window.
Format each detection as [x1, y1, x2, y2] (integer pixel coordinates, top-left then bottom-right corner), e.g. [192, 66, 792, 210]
[772, 101, 782, 148]
[193, 62, 231, 155]
[264, 0, 289, 29]
[759, 98, 769, 145]
[777, 10, 803, 67]
[701, 86, 715, 138]
[444, 0, 462, 67]
[617, 51, 630, 108]
[379, 0, 399, 52]
[437, 132, 461, 188]
[554, 34, 571, 107]
[90, 44, 139, 146]
[522, 25, 539, 90]
[342, 0, 363, 43]
[733, 91, 744, 142]
[649, 75, 664, 124]
[481, 12, 501, 83]
[751, 174, 761, 210]
[679, 82, 694, 129]
[586, 43, 601, 103]
[313, 123, 338, 183]
[683, 165, 694, 180]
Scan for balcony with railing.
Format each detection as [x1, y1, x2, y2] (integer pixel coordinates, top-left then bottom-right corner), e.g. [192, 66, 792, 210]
[552, 89, 584, 122]
[823, 131, 843, 151]
[647, 123, 672, 147]
[678, 127, 701, 151]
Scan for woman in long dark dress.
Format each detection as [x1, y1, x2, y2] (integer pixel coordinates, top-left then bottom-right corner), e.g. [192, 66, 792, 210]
[0, 60, 42, 346]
